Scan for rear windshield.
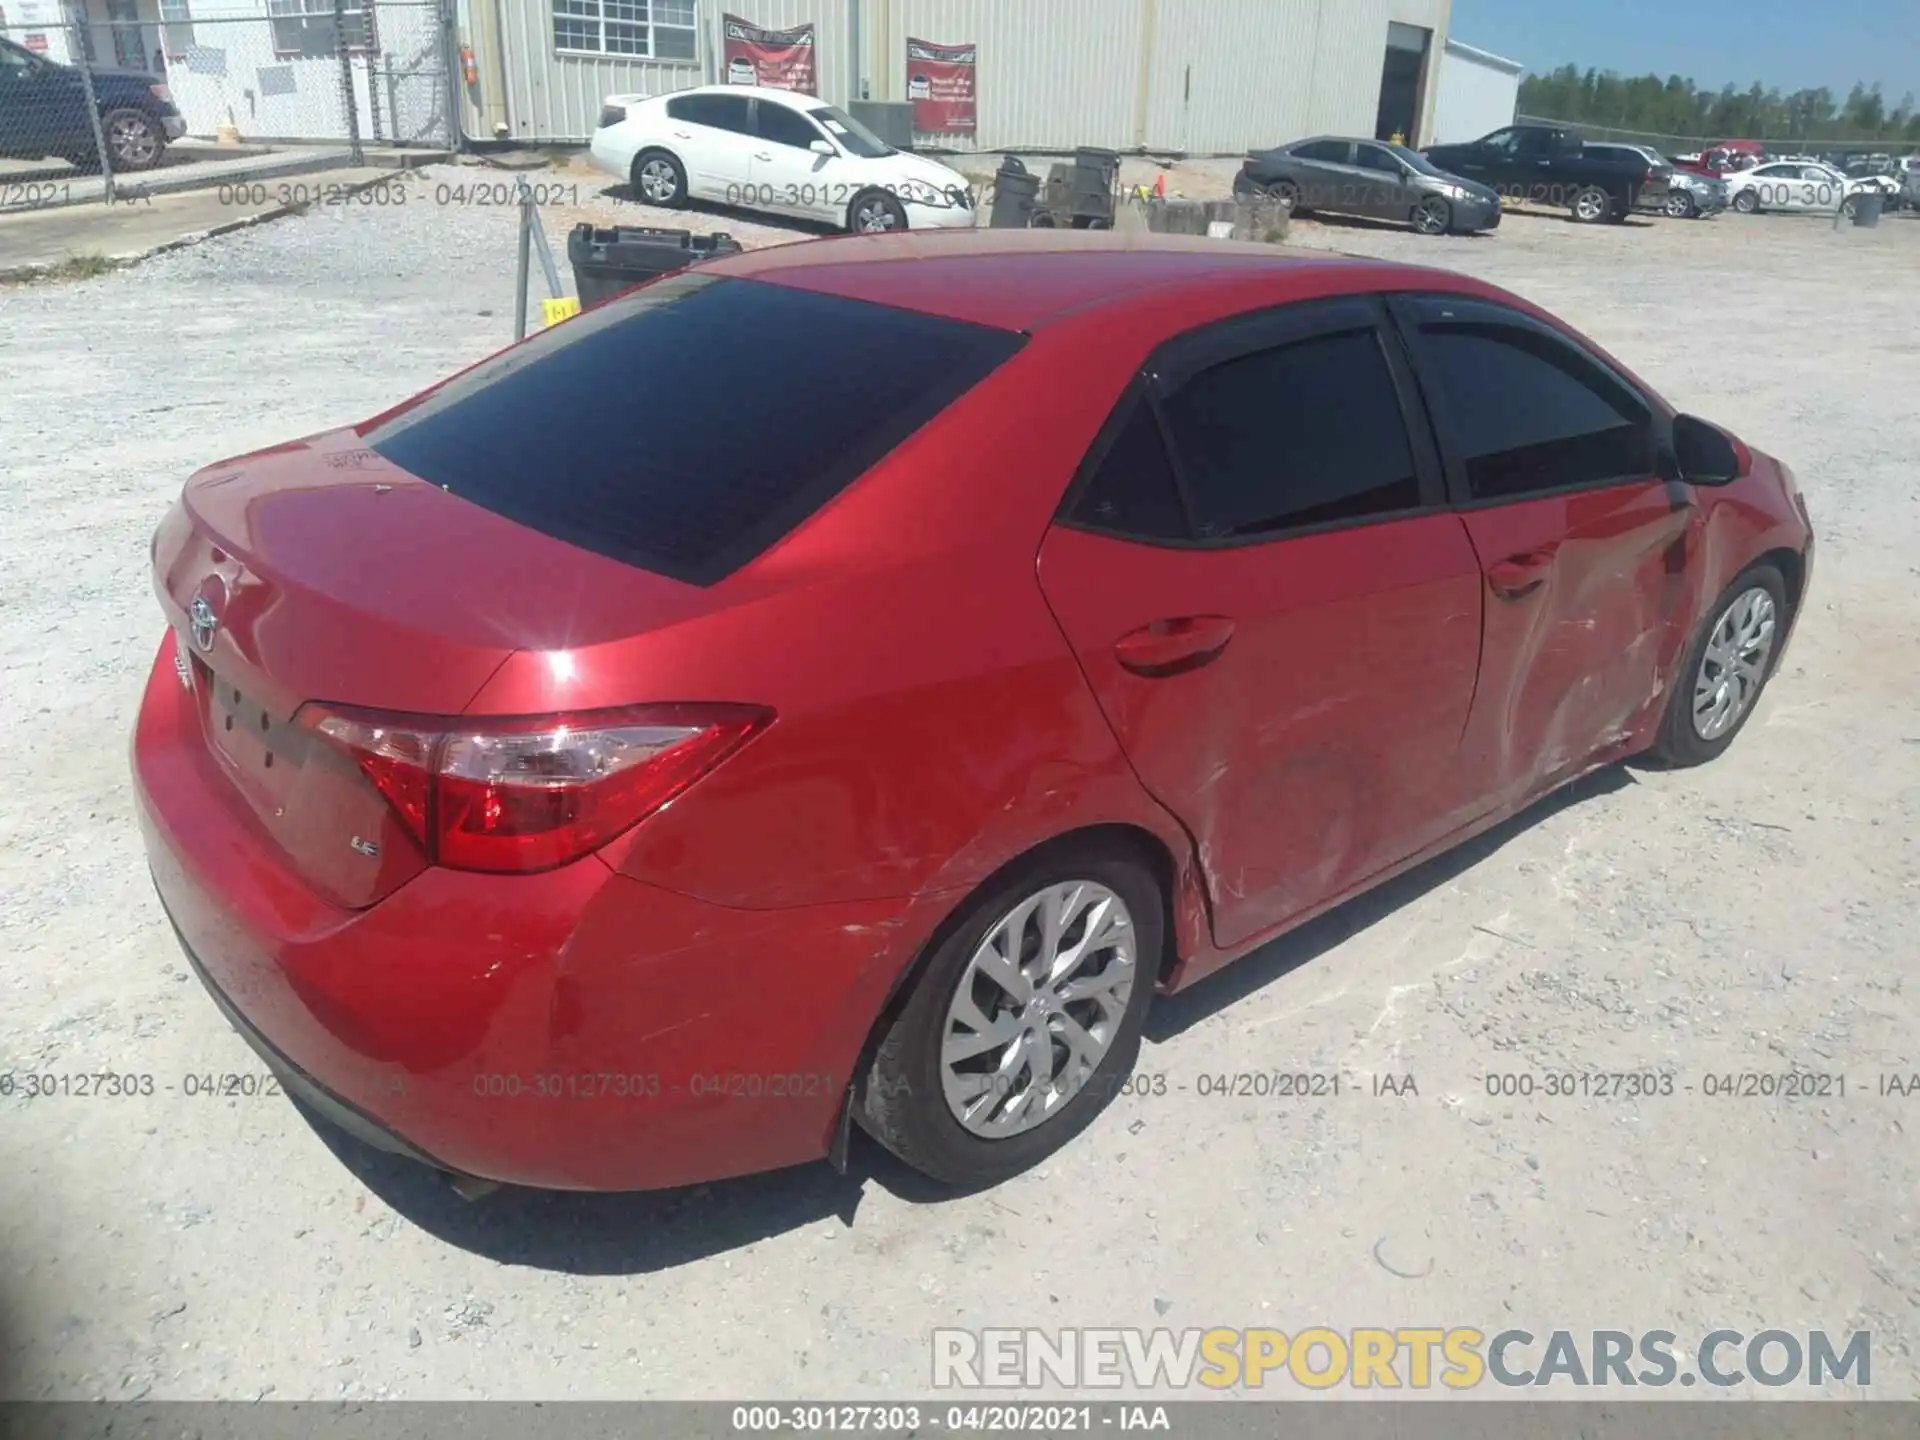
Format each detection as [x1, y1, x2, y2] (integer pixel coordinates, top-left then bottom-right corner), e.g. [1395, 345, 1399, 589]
[365, 274, 1024, 585]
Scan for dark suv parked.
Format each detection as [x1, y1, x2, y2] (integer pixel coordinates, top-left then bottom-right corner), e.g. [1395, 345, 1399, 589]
[0, 36, 186, 172]
[1425, 123, 1667, 224]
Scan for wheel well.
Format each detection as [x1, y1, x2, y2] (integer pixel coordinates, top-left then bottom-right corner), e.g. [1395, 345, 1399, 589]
[1761, 545, 1805, 620]
[854, 824, 1183, 1077]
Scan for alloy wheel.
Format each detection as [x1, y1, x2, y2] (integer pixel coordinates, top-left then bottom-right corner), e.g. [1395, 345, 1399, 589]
[110, 114, 158, 167]
[939, 880, 1137, 1139]
[1574, 189, 1608, 222]
[638, 158, 679, 204]
[1414, 198, 1449, 234]
[854, 197, 901, 231]
[1692, 586, 1777, 741]
[1665, 192, 1694, 218]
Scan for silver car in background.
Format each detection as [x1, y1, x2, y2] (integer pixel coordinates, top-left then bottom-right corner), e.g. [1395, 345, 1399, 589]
[1586, 142, 1721, 218]
[1233, 135, 1502, 236]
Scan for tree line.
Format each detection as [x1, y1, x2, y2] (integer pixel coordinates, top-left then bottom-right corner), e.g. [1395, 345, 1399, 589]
[1518, 65, 1920, 146]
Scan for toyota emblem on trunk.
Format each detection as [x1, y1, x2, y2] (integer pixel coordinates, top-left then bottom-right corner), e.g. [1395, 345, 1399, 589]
[188, 595, 219, 652]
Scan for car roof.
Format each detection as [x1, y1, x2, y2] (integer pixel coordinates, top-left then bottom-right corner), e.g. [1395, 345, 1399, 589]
[699, 229, 1467, 332]
[665, 83, 818, 111]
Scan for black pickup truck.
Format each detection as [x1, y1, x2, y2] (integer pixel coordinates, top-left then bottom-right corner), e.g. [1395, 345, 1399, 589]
[1424, 123, 1668, 224]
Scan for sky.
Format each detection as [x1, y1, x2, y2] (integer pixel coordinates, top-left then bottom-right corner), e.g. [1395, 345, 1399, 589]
[1449, 0, 1920, 99]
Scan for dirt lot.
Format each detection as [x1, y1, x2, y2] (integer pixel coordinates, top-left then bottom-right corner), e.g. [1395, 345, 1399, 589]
[1, 158, 1916, 1403]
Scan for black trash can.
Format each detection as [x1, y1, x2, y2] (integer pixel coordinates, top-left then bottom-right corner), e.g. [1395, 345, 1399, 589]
[988, 157, 1041, 229]
[566, 224, 744, 310]
[1849, 190, 1884, 227]
[1068, 146, 1121, 226]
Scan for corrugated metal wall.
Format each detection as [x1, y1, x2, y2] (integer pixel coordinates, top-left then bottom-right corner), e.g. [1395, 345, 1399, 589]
[1430, 41, 1520, 146]
[882, 0, 1143, 151]
[467, 0, 848, 144]
[473, 0, 1449, 150]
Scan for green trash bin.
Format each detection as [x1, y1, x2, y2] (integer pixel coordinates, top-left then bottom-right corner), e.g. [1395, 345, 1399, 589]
[1849, 191, 1884, 227]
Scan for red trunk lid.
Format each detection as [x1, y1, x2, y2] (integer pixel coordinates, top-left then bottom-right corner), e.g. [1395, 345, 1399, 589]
[152, 428, 713, 909]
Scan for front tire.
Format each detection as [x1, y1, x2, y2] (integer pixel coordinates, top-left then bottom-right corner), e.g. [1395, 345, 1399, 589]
[630, 149, 687, 209]
[1733, 190, 1760, 214]
[1650, 563, 1788, 767]
[1665, 191, 1697, 219]
[857, 842, 1161, 1187]
[1412, 196, 1451, 235]
[848, 189, 908, 233]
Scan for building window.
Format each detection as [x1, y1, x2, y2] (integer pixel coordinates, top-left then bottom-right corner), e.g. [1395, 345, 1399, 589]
[553, 0, 697, 61]
[159, 0, 195, 49]
[267, 0, 377, 59]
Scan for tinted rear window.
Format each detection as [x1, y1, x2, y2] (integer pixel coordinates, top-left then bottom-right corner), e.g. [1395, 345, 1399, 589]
[366, 275, 1024, 584]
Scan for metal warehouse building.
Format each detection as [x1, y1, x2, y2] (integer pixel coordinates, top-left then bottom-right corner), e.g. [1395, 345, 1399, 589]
[461, 0, 1455, 152]
[1428, 37, 1523, 145]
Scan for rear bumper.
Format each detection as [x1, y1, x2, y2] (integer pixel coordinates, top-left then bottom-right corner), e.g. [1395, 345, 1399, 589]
[132, 633, 932, 1191]
[161, 901, 460, 1175]
[162, 114, 187, 140]
[586, 126, 632, 183]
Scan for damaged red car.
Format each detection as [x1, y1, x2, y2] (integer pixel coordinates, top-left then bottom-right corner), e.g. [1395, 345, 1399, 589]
[133, 229, 1813, 1194]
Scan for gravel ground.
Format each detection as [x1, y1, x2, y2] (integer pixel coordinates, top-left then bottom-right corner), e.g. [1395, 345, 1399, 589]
[1, 161, 1917, 1403]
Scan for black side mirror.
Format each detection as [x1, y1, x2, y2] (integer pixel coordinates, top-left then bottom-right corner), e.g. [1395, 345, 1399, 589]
[1672, 414, 1743, 485]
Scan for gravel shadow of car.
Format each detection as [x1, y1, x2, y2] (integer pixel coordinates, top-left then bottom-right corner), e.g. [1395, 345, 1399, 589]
[300, 764, 1636, 1271]
[594, 182, 839, 238]
[1497, 203, 1659, 228]
[1294, 212, 1497, 238]
[296, 1095, 955, 1274]
[1145, 762, 1636, 1040]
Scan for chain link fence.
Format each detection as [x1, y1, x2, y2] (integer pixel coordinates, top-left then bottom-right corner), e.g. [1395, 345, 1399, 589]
[1, 0, 452, 204]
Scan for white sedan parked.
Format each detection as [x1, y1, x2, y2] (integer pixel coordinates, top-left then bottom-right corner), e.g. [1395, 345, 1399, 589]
[590, 84, 979, 233]
[1725, 161, 1898, 215]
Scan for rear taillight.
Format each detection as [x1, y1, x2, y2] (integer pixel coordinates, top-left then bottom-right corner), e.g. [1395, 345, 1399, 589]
[301, 702, 770, 874]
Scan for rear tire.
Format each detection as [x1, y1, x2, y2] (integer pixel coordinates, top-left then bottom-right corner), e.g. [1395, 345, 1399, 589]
[1570, 185, 1611, 223]
[1649, 562, 1789, 768]
[630, 149, 687, 209]
[102, 108, 164, 171]
[856, 841, 1161, 1187]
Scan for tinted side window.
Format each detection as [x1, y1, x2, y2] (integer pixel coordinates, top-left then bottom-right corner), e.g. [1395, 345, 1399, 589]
[1067, 399, 1189, 541]
[756, 101, 823, 149]
[366, 276, 1025, 584]
[1406, 322, 1654, 500]
[666, 94, 716, 126]
[1354, 145, 1401, 174]
[1292, 140, 1351, 163]
[1158, 330, 1422, 540]
[668, 93, 751, 133]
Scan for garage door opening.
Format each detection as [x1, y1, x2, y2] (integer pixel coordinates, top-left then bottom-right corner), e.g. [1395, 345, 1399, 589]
[1374, 22, 1431, 143]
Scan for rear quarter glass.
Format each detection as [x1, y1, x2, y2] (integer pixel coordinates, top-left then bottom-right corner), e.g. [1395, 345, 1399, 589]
[364, 274, 1026, 586]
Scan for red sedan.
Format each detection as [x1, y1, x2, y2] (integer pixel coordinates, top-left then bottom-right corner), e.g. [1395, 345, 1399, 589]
[133, 230, 1813, 1194]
